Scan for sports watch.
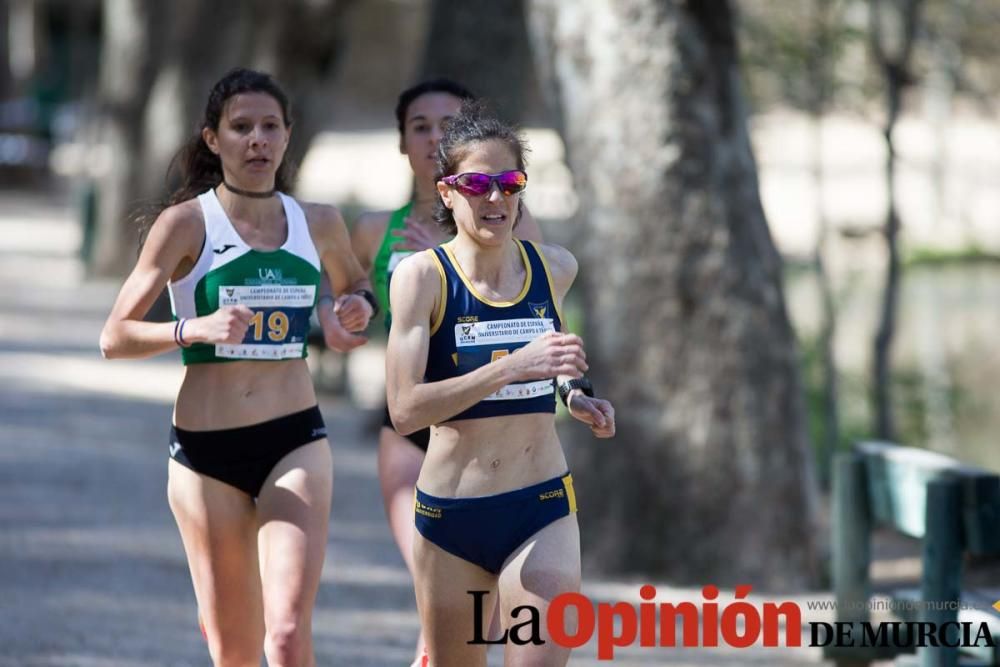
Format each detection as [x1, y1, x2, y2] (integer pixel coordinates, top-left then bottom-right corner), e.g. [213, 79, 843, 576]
[353, 288, 380, 319]
[558, 377, 594, 407]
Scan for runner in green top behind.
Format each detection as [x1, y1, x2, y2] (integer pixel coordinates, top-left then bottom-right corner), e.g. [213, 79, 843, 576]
[342, 78, 542, 666]
[369, 201, 414, 333]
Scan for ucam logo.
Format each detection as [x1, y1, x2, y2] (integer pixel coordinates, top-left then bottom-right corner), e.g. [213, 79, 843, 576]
[457, 324, 477, 344]
[258, 268, 283, 283]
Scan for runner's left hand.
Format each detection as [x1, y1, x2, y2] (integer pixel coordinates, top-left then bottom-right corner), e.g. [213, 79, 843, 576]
[334, 294, 372, 333]
[318, 300, 367, 352]
[568, 393, 616, 438]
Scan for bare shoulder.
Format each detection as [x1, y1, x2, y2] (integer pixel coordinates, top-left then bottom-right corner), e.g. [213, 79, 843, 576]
[299, 200, 346, 236]
[534, 242, 578, 286]
[393, 248, 440, 284]
[351, 210, 394, 260]
[156, 198, 203, 232]
[144, 199, 204, 255]
[354, 210, 393, 236]
[389, 250, 441, 322]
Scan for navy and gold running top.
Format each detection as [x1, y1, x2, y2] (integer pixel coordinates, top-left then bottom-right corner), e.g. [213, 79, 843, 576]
[425, 239, 563, 422]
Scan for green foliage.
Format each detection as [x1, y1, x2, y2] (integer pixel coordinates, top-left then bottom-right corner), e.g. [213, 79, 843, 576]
[797, 332, 864, 488]
[737, 0, 1000, 117]
[736, 0, 869, 114]
[797, 327, 970, 482]
[554, 293, 585, 420]
[904, 245, 1000, 267]
[919, 0, 1000, 112]
[891, 366, 931, 446]
[560, 292, 584, 338]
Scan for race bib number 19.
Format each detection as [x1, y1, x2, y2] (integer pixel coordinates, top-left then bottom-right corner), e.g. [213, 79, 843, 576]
[216, 284, 316, 359]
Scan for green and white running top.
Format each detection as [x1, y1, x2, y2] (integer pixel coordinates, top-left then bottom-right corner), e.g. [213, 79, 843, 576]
[168, 189, 321, 365]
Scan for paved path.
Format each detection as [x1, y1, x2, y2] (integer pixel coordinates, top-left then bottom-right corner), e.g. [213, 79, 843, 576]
[0, 188, 841, 666]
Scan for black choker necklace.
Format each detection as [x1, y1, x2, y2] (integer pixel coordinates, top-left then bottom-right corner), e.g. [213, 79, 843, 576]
[222, 181, 276, 199]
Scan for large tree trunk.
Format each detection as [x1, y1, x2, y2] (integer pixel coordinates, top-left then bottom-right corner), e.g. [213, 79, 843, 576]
[420, 0, 549, 126]
[529, 0, 819, 589]
[90, 0, 159, 276]
[273, 0, 358, 170]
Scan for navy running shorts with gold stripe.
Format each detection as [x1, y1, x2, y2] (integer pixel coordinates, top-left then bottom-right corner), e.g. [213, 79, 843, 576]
[414, 472, 577, 574]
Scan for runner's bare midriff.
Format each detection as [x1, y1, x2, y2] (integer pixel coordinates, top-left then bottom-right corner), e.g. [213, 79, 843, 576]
[418, 412, 567, 498]
[173, 359, 316, 430]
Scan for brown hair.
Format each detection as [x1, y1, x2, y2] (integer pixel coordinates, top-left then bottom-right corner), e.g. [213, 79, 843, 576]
[433, 100, 528, 234]
[136, 68, 296, 246]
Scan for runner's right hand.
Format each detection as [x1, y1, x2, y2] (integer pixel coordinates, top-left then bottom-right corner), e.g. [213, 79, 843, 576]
[505, 332, 588, 381]
[188, 305, 254, 344]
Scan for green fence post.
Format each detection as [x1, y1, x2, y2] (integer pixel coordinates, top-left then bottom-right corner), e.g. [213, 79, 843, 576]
[919, 477, 962, 667]
[829, 451, 872, 666]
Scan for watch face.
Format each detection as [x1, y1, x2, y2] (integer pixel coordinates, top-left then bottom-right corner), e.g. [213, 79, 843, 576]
[559, 378, 593, 404]
[558, 382, 573, 402]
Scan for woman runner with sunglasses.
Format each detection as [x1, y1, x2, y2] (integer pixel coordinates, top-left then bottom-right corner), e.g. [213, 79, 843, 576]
[340, 79, 542, 665]
[100, 68, 373, 666]
[386, 102, 615, 666]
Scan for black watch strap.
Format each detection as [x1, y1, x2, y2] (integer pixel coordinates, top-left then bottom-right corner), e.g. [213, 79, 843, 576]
[558, 377, 594, 406]
[353, 288, 380, 319]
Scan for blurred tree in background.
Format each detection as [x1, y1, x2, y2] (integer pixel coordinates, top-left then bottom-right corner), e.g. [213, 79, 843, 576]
[419, 0, 551, 127]
[89, 0, 356, 276]
[737, 0, 1000, 463]
[529, 0, 818, 589]
[737, 1, 862, 487]
[868, 0, 925, 443]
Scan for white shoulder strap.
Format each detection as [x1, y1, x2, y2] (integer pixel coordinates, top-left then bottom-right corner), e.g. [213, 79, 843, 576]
[277, 193, 321, 271]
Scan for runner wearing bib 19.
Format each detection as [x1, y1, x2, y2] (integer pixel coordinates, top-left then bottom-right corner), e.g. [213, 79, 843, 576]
[100, 68, 373, 667]
[170, 189, 321, 363]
